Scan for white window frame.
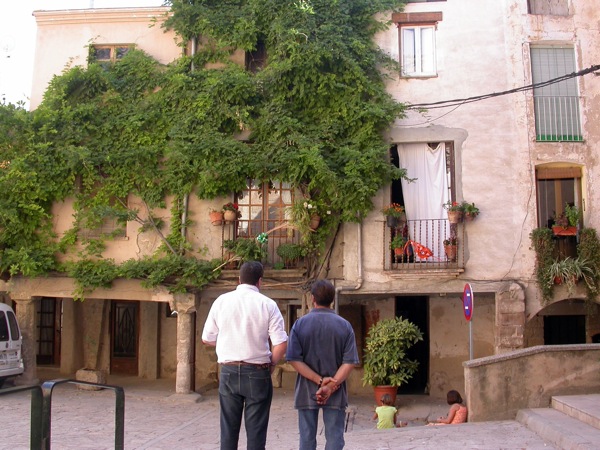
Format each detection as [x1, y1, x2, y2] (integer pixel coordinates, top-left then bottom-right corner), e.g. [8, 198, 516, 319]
[401, 25, 437, 77]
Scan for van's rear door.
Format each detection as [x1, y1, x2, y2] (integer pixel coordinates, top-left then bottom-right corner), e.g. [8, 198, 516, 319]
[0, 308, 24, 376]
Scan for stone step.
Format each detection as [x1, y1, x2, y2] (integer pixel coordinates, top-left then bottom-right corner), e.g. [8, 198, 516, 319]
[517, 407, 600, 450]
[552, 394, 600, 431]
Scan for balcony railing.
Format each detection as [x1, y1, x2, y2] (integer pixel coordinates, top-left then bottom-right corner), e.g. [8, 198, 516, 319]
[533, 95, 582, 142]
[220, 218, 303, 269]
[383, 218, 465, 272]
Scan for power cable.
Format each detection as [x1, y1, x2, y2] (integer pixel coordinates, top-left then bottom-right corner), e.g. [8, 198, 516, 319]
[406, 64, 600, 110]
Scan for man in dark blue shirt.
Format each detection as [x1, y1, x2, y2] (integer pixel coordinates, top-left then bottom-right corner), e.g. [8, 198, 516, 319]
[286, 279, 359, 450]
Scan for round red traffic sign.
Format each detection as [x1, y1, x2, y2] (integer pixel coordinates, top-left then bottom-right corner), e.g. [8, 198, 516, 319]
[462, 283, 473, 321]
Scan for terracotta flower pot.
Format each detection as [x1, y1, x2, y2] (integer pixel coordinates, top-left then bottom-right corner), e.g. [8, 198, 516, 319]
[223, 210, 238, 222]
[309, 214, 321, 231]
[552, 225, 577, 236]
[444, 244, 458, 262]
[209, 211, 224, 225]
[447, 210, 463, 224]
[373, 385, 398, 406]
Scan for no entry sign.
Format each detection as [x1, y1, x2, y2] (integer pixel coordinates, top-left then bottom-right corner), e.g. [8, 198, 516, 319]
[462, 283, 473, 321]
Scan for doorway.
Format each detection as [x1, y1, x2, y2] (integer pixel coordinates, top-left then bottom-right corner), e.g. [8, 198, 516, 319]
[37, 298, 61, 365]
[544, 315, 586, 344]
[110, 300, 139, 375]
[396, 296, 429, 394]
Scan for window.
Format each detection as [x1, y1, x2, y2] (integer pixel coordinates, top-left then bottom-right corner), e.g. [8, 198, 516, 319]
[235, 180, 297, 264]
[91, 45, 133, 67]
[236, 180, 294, 238]
[401, 26, 436, 77]
[392, 12, 442, 78]
[530, 46, 582, 142]
[528, 0, 569, 16]
[536, 165, 582, 257]
[245, 39, 267, 73]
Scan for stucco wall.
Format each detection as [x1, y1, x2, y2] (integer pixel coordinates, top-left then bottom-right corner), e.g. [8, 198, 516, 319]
[464, 344, 600, 421]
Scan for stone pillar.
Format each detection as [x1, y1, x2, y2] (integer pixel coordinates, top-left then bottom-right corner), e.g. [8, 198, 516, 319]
[170, 293, 200, 399]
[495, 283, 525, 353]
[14, 297, 39, 385]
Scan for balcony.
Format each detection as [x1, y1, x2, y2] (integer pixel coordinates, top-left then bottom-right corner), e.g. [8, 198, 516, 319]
[534, 95, 582, 142]
[219, 217, 305, 270]
[383, 218, 465, 274]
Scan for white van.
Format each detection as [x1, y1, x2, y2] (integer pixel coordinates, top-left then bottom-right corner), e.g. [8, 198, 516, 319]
[0, 302, 24, 387]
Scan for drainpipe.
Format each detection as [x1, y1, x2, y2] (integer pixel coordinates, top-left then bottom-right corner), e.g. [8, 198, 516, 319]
[334, 221, 363, 314]
[180, 37, 197, 246]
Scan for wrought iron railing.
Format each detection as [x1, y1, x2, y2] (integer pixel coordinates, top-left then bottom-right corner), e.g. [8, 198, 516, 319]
[220, 218, 303, 268]
[383, 218, 465, 271]
[533, 95, 582, 142]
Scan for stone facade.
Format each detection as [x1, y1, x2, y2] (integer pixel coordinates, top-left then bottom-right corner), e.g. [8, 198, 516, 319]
[2, 1, 599, 399]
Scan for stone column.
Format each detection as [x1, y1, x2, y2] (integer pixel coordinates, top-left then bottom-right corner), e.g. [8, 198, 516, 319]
[495, 283, 525, 353]
[14, 297, 39, 385]
[170, 293, 200, 398]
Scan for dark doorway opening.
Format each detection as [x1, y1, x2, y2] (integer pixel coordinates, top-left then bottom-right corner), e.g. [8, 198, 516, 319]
[110, 301, 139, 375]
[396, 296, 429, 395]
[544, 315, 585, 345]
[37, 298, 61, 365]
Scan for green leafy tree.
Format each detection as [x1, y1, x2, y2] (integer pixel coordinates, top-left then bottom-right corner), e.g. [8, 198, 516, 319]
[0, 0, 408, 296]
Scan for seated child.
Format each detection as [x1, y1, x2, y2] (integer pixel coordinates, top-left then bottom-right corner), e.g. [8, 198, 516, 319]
[372, 394, 398, 429]
[428, 390, 468, 425]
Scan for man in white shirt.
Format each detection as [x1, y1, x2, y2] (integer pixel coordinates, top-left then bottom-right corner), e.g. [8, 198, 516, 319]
[202, 261, 288, 450]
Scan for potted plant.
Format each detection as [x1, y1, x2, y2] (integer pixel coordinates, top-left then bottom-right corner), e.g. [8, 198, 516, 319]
[276, 242, 305, 268]
[443, 235, 458, 261]
[462, 202, 480, 221]
[382, 203, 406, 228]
[223, 237, 265, 267]
[552, 203, 580, 236]
[362, 317, 423, 406]
[547, 256, 594, 295]
[209, 208, 224, 226]
[443, 201, 463, 224]
[530, 227, 555, 304]
[223, 202, 241, 222]
[390, 234, 406, 258]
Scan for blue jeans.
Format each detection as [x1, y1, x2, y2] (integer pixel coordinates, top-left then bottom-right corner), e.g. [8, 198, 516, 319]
[218, 364, 273, 450]
[298, 408, 346, 450]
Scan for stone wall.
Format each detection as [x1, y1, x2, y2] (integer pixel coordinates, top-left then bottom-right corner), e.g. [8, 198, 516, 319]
[464, 344, 600, 421]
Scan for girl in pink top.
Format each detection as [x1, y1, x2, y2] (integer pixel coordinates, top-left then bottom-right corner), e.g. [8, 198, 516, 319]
[429, 390, 468, 425]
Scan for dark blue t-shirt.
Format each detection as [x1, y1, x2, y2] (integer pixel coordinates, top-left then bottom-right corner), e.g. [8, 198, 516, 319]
[286, 308, 359, 410]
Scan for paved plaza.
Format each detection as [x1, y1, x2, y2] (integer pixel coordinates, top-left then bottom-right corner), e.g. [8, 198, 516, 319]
[0, 372, 556, 450]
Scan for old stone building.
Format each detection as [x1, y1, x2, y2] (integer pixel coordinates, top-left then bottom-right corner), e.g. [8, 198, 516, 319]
[3, 0, 599, 400]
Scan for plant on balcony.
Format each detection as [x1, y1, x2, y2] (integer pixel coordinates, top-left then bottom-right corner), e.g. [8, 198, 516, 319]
[548, 256, 594, 295]
[276, 243, 305, 268]
[222, 202, 241, 221]
[552, 203, 580, 236]
[577, 228, 600, 305]
[223, 237, 265, 267]
[382, 203, 406, 228]
[443, 201, 463, 224]
[390, 234, 406, 259]
[530, 227, 555, 304]
[443, 235, 458, 261]
[209, 208, 224, 225]
[461, 202, 480, 221]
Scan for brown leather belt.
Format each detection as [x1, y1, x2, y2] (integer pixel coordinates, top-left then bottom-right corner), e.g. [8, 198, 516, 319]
[221, 361, 271, 369]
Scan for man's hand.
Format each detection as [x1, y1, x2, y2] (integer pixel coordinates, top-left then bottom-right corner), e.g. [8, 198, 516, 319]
[314, 378, 339, 405]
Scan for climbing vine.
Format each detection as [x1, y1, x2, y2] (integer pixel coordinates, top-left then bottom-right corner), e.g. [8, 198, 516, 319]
[0, 0, 408, 296]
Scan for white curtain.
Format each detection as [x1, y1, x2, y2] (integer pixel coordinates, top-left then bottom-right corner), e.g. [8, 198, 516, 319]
[397, 143, 450, 260]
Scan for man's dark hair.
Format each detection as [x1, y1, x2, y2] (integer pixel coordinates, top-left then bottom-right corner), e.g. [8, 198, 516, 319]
[446, 390, 463, 405]
[311, 279, 335, 307]
[239, 261, 264, 285]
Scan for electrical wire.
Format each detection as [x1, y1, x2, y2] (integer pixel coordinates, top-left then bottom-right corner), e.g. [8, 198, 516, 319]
[406, 64, 600, 110]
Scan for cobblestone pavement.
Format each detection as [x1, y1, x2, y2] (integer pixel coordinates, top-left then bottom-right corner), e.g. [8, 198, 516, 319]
[0, 374, 556, 449]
